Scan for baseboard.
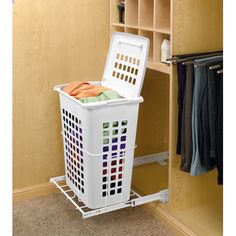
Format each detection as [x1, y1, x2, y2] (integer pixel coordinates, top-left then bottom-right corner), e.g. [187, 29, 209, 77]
[142, 203, 196, 236]
[13, 182, 59, 202]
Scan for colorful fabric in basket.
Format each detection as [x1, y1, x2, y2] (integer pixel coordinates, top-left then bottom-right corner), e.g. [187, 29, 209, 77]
[63, 81, 121, 103]
[80, 90, 120, 103]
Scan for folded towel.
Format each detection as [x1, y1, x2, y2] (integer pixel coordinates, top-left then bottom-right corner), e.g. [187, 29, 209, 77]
[63, 81, 121, 103]
[79, 90, 121, 103]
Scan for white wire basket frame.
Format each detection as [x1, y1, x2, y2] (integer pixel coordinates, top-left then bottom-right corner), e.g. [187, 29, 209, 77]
[50, 152, 169, 219]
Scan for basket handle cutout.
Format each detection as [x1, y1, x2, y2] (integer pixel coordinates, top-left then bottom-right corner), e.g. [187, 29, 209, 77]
[118, 40, 143, 48]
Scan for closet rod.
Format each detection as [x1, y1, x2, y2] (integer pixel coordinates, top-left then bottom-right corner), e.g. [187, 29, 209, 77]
[168, 52, 223, 64]
[167, 50, 223, 61]
[169, 50, 223, 60]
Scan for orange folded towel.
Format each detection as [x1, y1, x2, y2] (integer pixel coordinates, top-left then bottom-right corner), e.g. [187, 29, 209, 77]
[63, 81, 89, 95]
[70, 84, 94, 96]
[63, 81, 109, 99]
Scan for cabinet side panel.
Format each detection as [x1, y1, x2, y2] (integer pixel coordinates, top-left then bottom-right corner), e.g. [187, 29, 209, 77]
[172, 0, 223, 55]
[169, 0, 223, 209]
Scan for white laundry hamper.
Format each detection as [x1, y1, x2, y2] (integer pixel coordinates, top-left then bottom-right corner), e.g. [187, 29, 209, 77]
[54, 32, 149, 209]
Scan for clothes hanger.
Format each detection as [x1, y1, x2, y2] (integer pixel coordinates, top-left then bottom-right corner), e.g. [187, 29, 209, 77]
[168, 51, 223, 64]
[194, 62, 207, 68]
[209, 64, 222, 70]
[182, 61, 194, 65]
[194, 58, 223, 68]
[168, 50, 223, 62]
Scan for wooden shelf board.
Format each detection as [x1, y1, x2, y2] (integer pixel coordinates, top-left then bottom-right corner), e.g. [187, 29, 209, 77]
[140, 26, 154, 32]
[112, 23, 125, 27]
[112, 23, 139, 29]
[156, 27, 171, 35]
[147, 62, 171, 74]
[125, 24, 139, 29]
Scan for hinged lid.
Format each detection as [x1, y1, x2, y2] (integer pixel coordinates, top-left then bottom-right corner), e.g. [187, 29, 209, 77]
[102, 32, 149, 98]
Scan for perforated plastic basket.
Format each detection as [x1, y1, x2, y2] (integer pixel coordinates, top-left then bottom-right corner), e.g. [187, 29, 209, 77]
[54, 32, 149, 209]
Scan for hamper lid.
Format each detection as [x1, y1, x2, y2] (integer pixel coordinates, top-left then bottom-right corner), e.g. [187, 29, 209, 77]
[102, 32, 149, 98]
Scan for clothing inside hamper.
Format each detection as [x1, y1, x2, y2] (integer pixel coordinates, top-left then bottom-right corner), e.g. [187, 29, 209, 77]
[63, 81, 122, 103]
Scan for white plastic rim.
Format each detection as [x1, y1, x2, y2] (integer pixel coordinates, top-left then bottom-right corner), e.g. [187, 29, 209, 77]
[54, 82, 143, 110]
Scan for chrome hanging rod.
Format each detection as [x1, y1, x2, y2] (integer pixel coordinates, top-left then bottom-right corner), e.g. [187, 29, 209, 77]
[167, 51, 223, 64]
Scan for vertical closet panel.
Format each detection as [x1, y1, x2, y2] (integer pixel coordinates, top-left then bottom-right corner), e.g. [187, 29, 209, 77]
[165, 2, 223, 234]
[169, 0, 223, 211]
[136, 69, 169, 156]
[132, 69, 169, 195]
[171, 0, 223, 55]
[13, 0, 110, 189]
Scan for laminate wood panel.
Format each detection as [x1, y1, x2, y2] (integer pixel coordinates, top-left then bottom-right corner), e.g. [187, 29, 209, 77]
[13, 0, 110, 189]
[158, 201, 223, 236]
[169, 0, 223, 210]
[126, 0, 139, 26]
[171, 0, 223, 55]
[135, 69, 169, 157]
[132, 162, 169, 196]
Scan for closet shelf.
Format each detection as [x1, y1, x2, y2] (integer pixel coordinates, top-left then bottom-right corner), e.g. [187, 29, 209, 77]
[140, 26, 154, 32]
[147, 62, 171, 74]
[112, 23, 139, 29]
[125, 24, 139, 29]
[112, 23, 125, 27]
[155, 28, 171, 35]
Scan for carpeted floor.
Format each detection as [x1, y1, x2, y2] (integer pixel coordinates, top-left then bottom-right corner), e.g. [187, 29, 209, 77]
[13, 193, 175, 236]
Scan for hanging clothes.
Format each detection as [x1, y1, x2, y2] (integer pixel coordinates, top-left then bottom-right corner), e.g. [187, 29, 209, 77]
[176, 63, 186, 155]
[215, 72, 223, 185]
[174, 51, 223, 184]
[190, 56, 223, 176]
[180, 64, 195, 172]
[207, 66, 219, 159]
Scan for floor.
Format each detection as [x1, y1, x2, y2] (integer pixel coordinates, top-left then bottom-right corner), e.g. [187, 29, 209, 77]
[13, 193, 175, 236]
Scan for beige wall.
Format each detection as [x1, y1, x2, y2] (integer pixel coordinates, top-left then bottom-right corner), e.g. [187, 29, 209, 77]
[13, 0, 170, 191]
[13, 0, 110, 189]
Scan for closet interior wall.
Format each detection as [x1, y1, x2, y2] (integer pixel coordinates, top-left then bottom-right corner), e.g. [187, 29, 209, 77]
[13, 0, 110, 190]
[133, 69, 169, 195]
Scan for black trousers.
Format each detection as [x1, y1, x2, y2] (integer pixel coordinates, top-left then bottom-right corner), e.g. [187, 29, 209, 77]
[215, 73, 223, 185]
[198, 63, 223, 184]
[176, 63, 186, 155]
[180, 64, 194, 172]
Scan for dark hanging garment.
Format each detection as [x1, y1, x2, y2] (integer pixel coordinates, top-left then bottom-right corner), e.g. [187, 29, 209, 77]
[180, 64, 195, 172]
[176, 63, 186, 155]
[215, 72, 223, 185]
[208, 68, 219, 159]
[199, 67, 216, 169]
[198, 64, 222, 169]
[191, 56, 222, 176]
